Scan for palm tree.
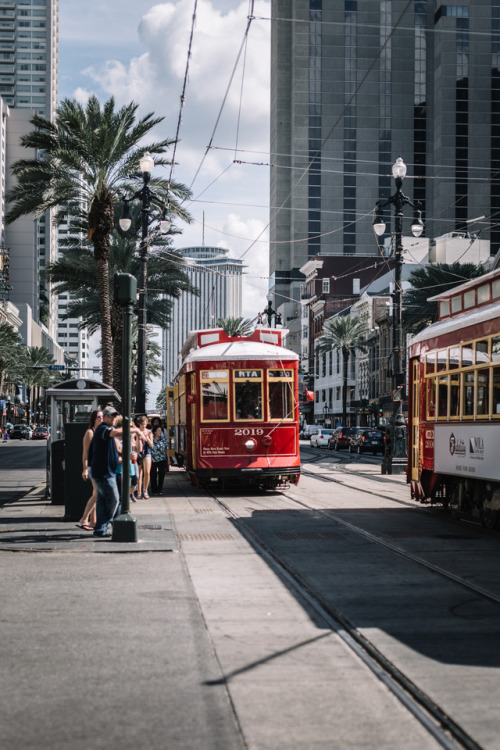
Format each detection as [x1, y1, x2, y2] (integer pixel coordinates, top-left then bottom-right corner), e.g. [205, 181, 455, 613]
[44, 209, 197, 395]
[216, 316, 254, 336]
[403, 262, 485, 334]
[17, 346, 57, 423]
[5, 95, 191, 386]
[0, 322, 22, 394]
[316, 315, 369, 426]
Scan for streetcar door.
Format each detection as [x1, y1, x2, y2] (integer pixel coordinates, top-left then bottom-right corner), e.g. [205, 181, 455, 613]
[190, 372, 197, 469]
[411, 359, 420, 481]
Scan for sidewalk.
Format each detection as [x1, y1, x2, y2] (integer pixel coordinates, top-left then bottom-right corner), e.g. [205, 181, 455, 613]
[0, 476, 178, 553]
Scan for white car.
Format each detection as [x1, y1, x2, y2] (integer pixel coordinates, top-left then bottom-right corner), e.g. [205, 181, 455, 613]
[310, 428, 334, 448]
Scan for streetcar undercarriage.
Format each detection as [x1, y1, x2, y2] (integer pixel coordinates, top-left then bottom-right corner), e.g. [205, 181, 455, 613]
[412, 472, 500, 529]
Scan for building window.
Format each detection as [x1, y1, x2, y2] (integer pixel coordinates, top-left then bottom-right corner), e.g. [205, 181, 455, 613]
[322, 279, 330, 294]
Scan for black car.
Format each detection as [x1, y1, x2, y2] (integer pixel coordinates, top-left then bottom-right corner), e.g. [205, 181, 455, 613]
[348, 428, 385, 455]
[10, 424, 33, 440]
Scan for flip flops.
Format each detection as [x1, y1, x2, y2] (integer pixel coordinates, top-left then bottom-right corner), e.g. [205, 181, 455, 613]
[76, 523, 94, 531]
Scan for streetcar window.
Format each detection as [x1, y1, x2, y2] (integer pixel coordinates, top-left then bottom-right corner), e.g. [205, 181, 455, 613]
[234, 370, 263, 421]
[475, 340, 489, 365]
[461, 344, 473, 368]
[477, 370, 490, 417]
[436, 351, 447, 372]
[426, 352, 436, 374]
[451, 295, 462, 314]
[268, 381, 293, 420]
[440, 300, 450, 317]
[268, 370, 294, 421]
[492, 337, 500, 362]
[427, 379, 436, 419]
[437, 376, 448, 418]
[463, 372, 475, 417]
[450, 376, 460, 418]
[493, 367, 500, 415]
[478, 284, 491, 304]
[494, 279, 500, 299]
[448, 347, 460, 370]
[464, 289, 475, 309]
[201, 377, 229, 421]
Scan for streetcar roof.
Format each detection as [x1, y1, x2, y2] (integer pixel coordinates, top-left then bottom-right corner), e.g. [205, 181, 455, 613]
[182, 339, 299, 365]
[409, 297, 500, 347]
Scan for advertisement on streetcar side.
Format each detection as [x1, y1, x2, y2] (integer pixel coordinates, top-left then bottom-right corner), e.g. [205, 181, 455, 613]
[434, 424, 500, 482]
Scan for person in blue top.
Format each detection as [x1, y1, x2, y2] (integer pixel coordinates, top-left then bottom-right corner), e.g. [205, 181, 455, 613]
[91, 405, 146, 537]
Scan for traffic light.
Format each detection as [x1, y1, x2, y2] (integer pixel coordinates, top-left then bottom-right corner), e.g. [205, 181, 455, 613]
[378, 408, 383, 419]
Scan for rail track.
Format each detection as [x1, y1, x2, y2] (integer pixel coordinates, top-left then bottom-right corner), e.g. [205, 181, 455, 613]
[202, 470, 500, 750]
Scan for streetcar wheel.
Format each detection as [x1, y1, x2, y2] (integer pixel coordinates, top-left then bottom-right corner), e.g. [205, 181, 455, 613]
[482, 508, 500, 530]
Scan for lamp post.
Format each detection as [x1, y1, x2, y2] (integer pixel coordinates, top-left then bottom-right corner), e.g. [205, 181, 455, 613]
[119, 152, 171, 415]
[323, 402, 331, 426]
[373, 157, 424, 474]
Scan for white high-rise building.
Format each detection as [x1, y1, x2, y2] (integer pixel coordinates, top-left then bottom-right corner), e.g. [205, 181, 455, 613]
[163, 247, 244, 384]
[1, 0, 59, 342]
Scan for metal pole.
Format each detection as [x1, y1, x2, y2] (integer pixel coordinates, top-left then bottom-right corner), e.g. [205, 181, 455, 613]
[381, 177, 407, 474]
[113, 272, 138, 543]
[135, 175, 150, 415]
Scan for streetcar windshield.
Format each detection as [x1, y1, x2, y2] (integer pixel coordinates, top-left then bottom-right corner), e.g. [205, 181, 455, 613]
[235, 381, 262, 420]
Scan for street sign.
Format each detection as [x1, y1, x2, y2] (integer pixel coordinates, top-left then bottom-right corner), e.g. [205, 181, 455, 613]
[48, 365, 65, 370]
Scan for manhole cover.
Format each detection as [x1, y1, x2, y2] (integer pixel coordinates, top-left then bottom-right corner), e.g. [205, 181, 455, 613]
[178, 533, 236, 541]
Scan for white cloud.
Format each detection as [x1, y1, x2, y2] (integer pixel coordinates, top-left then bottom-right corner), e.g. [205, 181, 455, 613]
[68, 0, 271, 400]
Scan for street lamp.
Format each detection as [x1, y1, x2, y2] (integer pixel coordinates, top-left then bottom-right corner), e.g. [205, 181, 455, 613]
[119, 152, 171, 414]
[373, 157, 424, 475]
[323, 402, 331, 426]
[257, 294, 282, 327]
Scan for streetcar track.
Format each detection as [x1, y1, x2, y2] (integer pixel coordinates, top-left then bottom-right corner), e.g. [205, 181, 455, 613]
[206, 488, 481, 750]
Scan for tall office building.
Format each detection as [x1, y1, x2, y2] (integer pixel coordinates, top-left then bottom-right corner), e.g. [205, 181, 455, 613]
[162, 247, 244, 384]
[270, 1, 499, 324]
[1, 0, 59, 340]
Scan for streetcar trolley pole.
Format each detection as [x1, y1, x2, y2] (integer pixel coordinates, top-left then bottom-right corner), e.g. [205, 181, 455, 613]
[372, 157, 424, 475]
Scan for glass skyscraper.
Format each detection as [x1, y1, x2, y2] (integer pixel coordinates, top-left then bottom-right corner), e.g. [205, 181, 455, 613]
[270, 0, 499, 319]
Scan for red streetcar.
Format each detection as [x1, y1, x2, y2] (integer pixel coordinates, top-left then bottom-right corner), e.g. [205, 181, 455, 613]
[407, 268, 500, 527]
[173, 326, 300, 490]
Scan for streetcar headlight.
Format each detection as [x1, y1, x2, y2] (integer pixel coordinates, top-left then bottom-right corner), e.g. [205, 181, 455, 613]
[244, 438, 257, 451]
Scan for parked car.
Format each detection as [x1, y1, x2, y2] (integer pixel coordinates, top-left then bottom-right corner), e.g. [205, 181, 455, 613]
[348, 428, 385, 455]
[300, 424, 318, 440]
[328, 426, 359, 451]
[10, 424, 33, 440]
[32, 426, 49, 440]
[310, 428, 335, 448]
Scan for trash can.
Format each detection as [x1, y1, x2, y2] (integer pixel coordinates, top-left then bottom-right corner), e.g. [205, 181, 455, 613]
[63, 422, 90, 521]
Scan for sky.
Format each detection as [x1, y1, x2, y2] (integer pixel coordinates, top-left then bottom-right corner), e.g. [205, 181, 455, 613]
[59, 0, 272, 405]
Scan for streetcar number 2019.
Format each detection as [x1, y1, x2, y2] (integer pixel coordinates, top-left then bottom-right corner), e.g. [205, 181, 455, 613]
[234, 428, 264, 436]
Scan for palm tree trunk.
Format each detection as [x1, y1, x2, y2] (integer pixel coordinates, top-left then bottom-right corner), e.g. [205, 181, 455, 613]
[342, 348, 349, 426]
[112, 299, 123, 397]
[95, 253, 113, 387]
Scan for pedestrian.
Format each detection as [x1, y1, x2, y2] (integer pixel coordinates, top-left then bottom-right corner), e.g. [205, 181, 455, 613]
[77, 408, 103, 530]
[150, 425, 169, 495]
[113, 415, 139, 507]
[134, 415, 153, 499]
[91, 406, 146, 537]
